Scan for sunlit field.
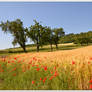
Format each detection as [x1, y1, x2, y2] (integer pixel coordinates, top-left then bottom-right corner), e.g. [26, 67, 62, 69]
[0, 45, 92, 90]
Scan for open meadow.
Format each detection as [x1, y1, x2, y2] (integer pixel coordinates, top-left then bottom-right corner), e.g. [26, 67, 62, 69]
[0, 44, 92, 90]
[0, 2, 92, 90]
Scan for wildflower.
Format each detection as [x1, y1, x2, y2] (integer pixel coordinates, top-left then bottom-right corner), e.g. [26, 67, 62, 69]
[38, 59, 41, 62]
[36, 65, 39, 67]
[5, 65, 7, 67]
[1, 69, 4, 72]
[12, 67, 16, 71]
[43, 79, 45, 83]
[36, 68, 40, 71]
[33, 57, 37, 61]
[54, 71, 58, 77]
[0, 69, 4, 72]
[49, 76, 54, 80]
[41, 65, 44, 68]
[29, 61, 32, 64]
[22, 70, 26, 72]
[3, 58, 5, 62]
[44, 57, 47, 59]
[90, 57, 92, 60]
[14, 57, 17, 60]
[72, 61, 75, 65]
[18, 60, 21, 63]
[8, 61, 10, 63]
[22, 60, 25, 62]
[32, 81, 35, 84]
[43, 77, 47, 83]
[40, 78, 42, 80]
[89, 84, 92, 89]
[44, 66, 47, 71]
[13, 73, 16, 76]
[32, 65, 34, 67]
[12, 61, 15, 63]
[54, 66, 56, 70]
[51, 71, 53, 74]
[89, 79, 92, 83]
[88, 62, 90, 64]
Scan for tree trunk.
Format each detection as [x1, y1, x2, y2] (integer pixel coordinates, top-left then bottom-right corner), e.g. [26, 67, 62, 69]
[50, 44, 53, 51]
[37, 43, 39, 52]
[56, 44, 58, 50]
[87, 42, 88, 46]
[22, 46, 27, 52]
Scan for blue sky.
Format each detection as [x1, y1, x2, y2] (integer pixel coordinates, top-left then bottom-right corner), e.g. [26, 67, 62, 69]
[0, 2, 92, 50]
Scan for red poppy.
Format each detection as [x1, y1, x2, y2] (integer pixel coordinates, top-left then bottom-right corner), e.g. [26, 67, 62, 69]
[12, 67, 16, 71]
[32, 65, 34, 67]
[22, 60, 25, 62]
[29, 61, 32, 64]
[36, 68, 40, 71]
[36, 65, 39, 67]
[3, 58, 6, 62]
[89, 79, 92, 83]
[33, 57, 37, 61]
[49, 76, 54, 80]
[0, 69, 4, 72]
[89, 84, 92, 89]
[8, 61, 10, 63]
[54, 71, 58, 77]
[44, 77, 47, 80]
[44, 66, 47, 71]
[22, 70, 26, 72]
[13, 73, 16, 76]
[32, 81, 35, 84]
[90, 57, 92, 60]
[38, 59, 41, 62]
[88, 62, 90, 64]
[44, 57, 47, 59]
[18, 60, 21, 63]
[72, 61, 75, 65]
[40, 78, 42, 80]
[43, 77, 47, 83]
[43, 79, 45, 83]
[54, 66, 56, 70]
[12, 61, 15, 63]
[51, 71, 53, 74]
[14, 57, 17, 60]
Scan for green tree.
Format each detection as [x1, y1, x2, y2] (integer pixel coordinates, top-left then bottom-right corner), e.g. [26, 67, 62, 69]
[26, 20, 45, 52]
[53, 28, 65, 49]
[0, 19, 27, 52]
[74, 32, 92, 45]
[43, 26, 54, 51]
[60, 33, 75, 43]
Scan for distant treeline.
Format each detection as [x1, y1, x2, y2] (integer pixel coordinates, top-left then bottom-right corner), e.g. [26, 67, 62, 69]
[60, 31, 92, 45]
[0, 19, 92, 52]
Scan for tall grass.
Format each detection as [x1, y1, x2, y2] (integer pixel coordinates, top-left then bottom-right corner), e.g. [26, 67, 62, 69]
[0, 53, 92, 90]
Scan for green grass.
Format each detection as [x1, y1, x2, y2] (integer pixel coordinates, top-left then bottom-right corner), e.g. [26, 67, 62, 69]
[0, 58, 91, 90]
[0, 43, 89, 56]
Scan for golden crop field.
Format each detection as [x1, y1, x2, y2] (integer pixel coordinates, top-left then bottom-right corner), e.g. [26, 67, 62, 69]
[0, 45, 92, 90]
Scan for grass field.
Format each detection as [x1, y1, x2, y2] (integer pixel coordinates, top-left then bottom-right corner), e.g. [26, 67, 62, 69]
[0, 43, 92, 90]
[0, 43, 86, 56]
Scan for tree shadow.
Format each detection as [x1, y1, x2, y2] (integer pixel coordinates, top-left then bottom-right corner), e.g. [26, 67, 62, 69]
[0, 44, 85, 56]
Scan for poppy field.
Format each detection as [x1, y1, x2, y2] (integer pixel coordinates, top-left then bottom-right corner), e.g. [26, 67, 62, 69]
[0, 46, 92, 90]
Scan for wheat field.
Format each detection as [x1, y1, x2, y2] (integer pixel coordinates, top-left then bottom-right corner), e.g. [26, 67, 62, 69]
[0, 45, 92, 90]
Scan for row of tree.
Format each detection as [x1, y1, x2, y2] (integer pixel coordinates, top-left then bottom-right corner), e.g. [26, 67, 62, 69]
[60, 31, 92, 45]
[0, 19, 65, 52]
